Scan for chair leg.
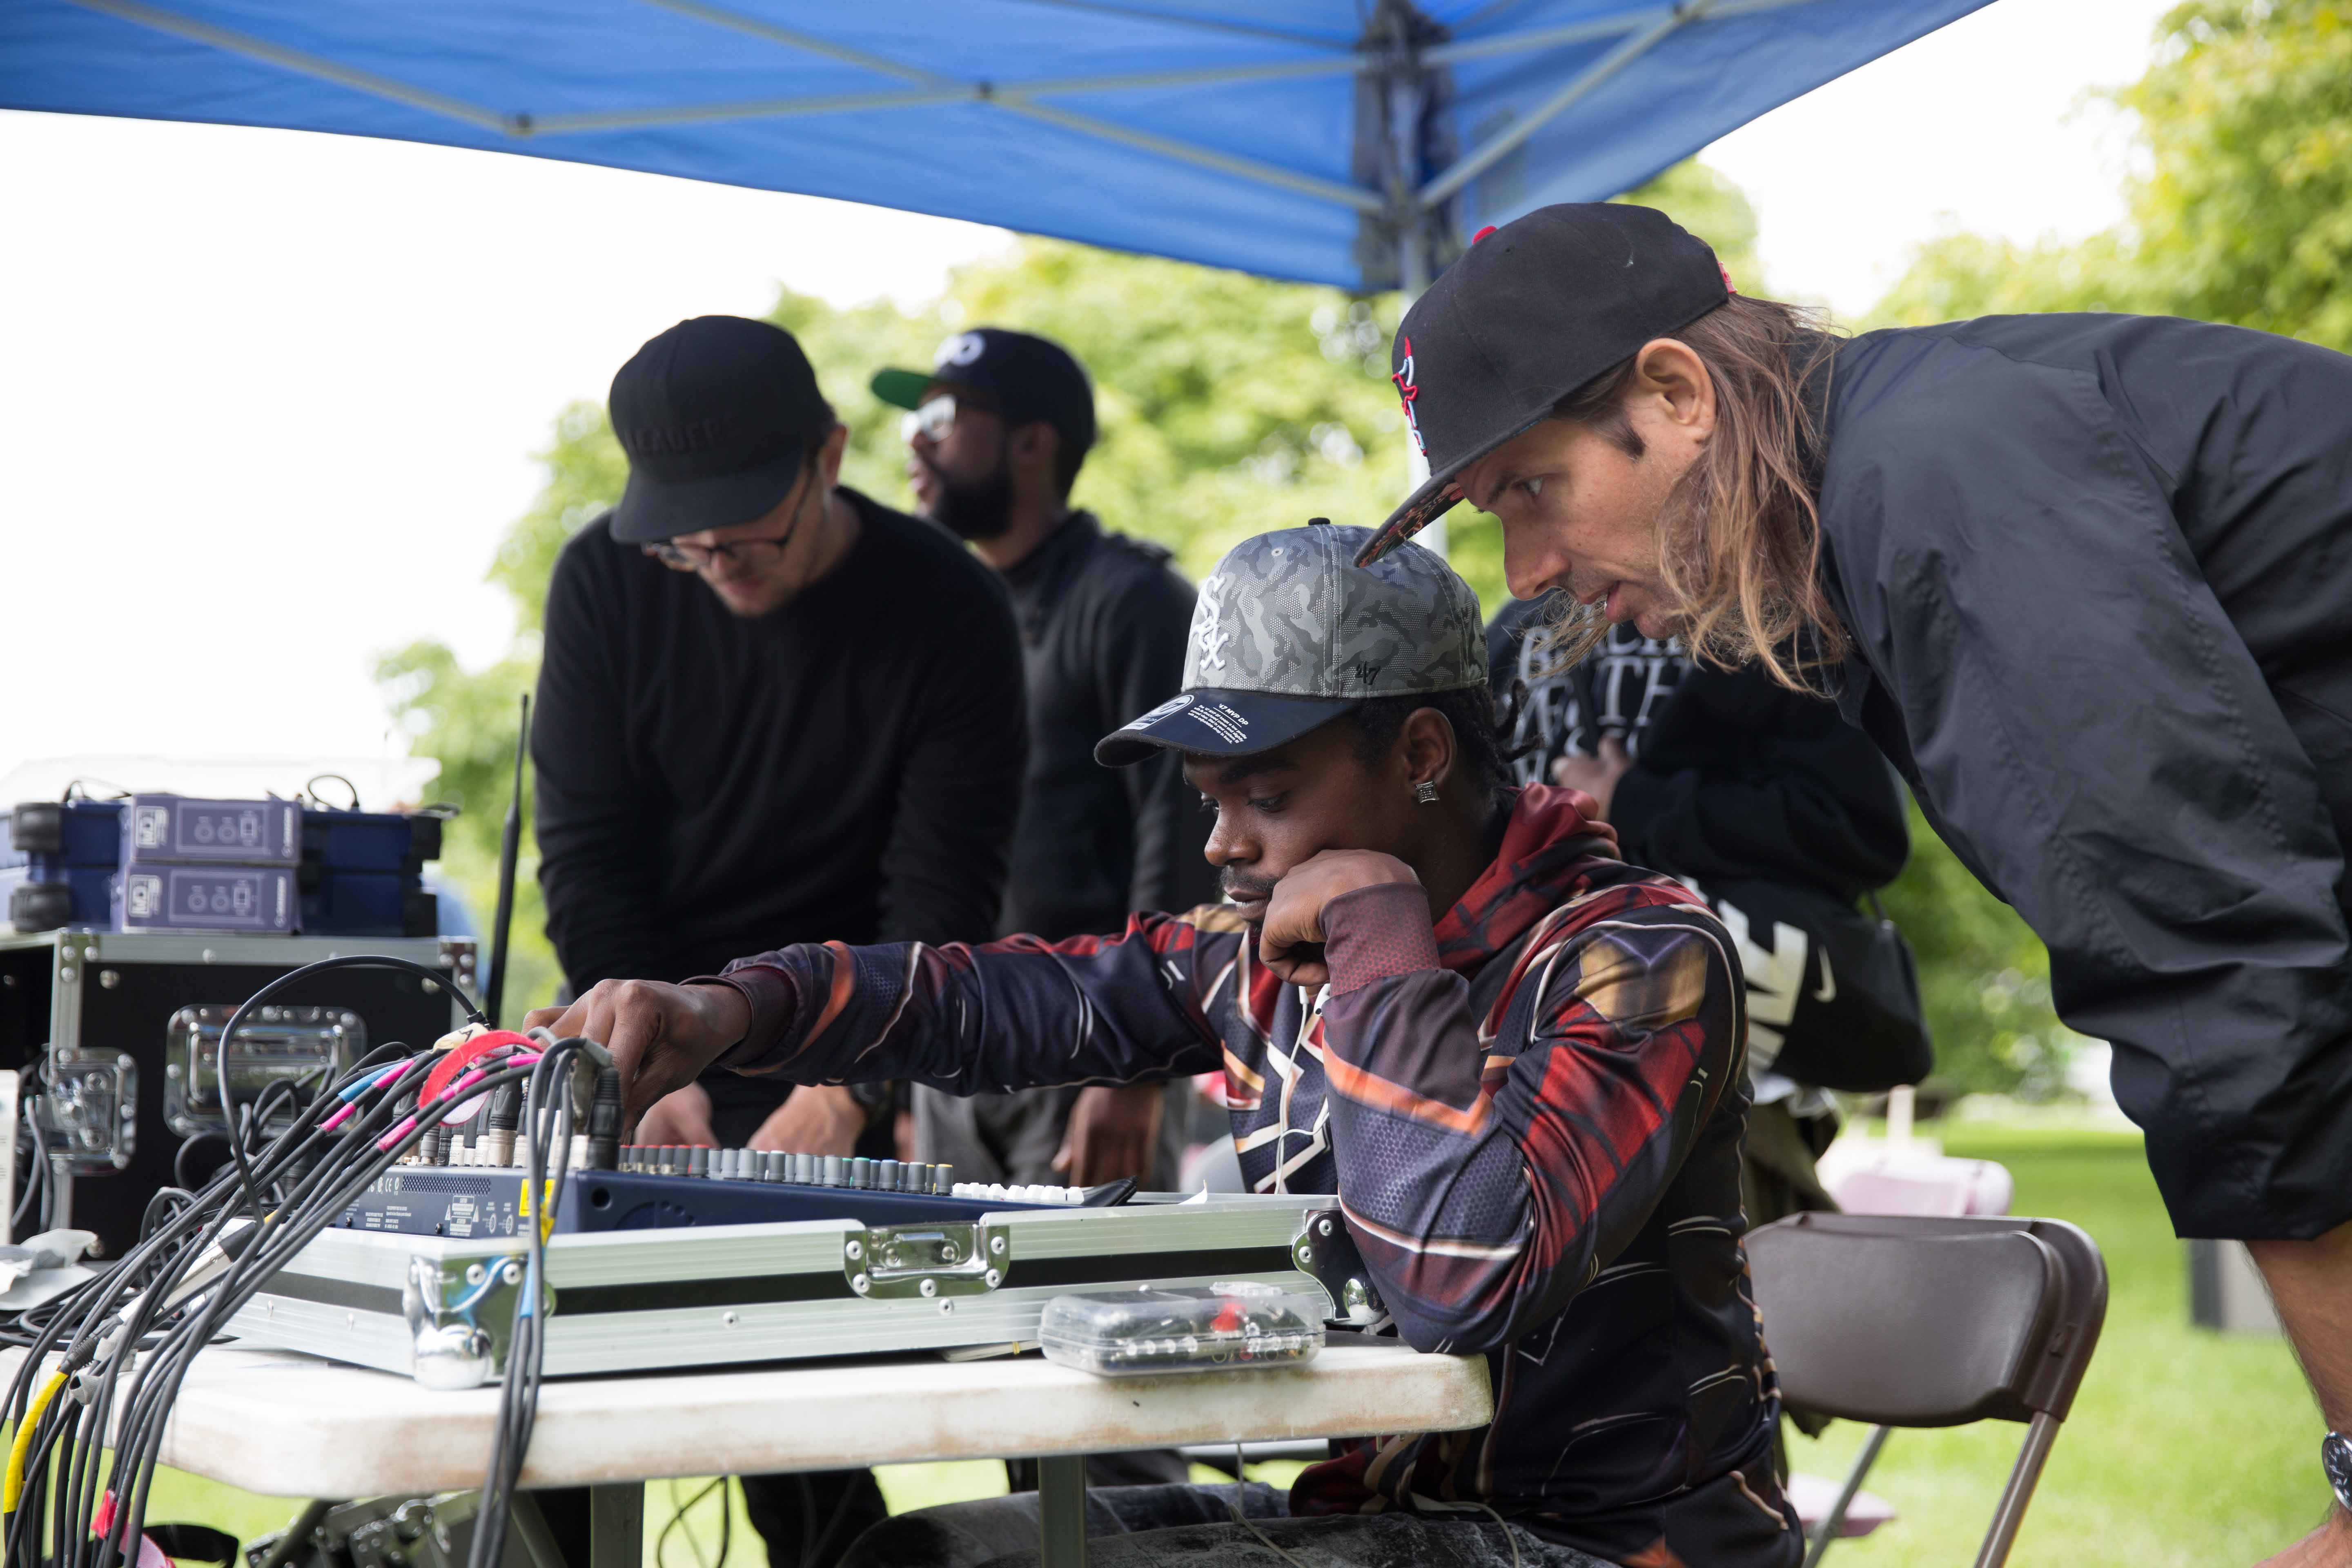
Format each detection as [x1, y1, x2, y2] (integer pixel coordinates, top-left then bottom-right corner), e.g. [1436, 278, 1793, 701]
[1800, 1424, 1891, 1568]
[1973, 1412, 2060, 1568]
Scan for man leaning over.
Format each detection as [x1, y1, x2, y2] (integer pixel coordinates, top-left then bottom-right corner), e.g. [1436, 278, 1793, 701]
[1356, 202, 2352, 1566]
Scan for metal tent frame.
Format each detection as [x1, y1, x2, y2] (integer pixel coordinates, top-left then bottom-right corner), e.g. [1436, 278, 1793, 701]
[10, 0, 1991, 293]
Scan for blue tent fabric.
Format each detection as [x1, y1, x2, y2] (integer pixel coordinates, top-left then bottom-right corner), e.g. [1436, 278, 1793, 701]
[3, 0, 1990, 288]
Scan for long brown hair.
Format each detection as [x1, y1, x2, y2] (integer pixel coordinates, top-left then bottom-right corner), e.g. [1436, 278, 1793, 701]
[1538, 294, 1846, 690]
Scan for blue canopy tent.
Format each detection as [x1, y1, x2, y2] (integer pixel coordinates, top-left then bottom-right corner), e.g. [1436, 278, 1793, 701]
[3, 0, 1990, 292]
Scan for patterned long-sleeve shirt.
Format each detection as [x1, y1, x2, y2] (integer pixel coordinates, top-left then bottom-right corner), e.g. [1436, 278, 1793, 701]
[708, 786, 1797, 1566]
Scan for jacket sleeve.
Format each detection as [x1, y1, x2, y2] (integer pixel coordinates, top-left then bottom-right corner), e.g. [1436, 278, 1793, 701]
[1610, 664, 1909, 902]
[532, 538, 668, 990]
[1099, 565, 1222, 916]
[1834, 344, 2352, 1239]
[875, 575, 1028, 946]
[704, 911, 1236, 1092]
[1315, 880, 1741, 1354]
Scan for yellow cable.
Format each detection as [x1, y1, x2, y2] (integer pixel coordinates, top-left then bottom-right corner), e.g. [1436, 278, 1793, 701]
[3, 1370, 68, 1515]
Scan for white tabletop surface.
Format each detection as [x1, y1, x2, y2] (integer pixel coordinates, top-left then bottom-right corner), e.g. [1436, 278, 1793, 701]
[5, 1339, 1492, 1499]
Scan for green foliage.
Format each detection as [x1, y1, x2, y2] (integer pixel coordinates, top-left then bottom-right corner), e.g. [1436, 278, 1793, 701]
[2125, 0, 2352, 348]
[1878, 803, 2080, 1100]
[1870, 0, 2352, 347]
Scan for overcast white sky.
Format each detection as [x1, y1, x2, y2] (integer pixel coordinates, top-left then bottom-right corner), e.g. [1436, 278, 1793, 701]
[0, 0, 2175, 797]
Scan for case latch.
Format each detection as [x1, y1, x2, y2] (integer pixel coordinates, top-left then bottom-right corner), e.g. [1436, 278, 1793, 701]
[1293, 1209, 1383, 1325]
[844, 1220, 1009, 1299]
[404, 1253, 532, 1389]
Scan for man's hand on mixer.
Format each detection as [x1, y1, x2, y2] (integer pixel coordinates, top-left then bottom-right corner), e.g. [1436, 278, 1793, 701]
[749, 1084, 866, 1156]
[525, 979, 750, 1132]
[1054, 1082, 1165, 1187]
[633, 1082, 721, 1148]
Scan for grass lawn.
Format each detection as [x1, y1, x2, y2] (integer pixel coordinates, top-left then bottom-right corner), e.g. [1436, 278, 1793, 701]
[96, 1124, 2323, 1566]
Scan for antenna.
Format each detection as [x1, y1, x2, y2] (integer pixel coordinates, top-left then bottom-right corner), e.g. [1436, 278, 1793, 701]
[485, 693, 530, 1029]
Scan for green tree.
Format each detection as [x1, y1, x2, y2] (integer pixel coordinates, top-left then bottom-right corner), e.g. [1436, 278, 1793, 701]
[1871, 0, 2352, 344]
[374, 161, 1779, 1017]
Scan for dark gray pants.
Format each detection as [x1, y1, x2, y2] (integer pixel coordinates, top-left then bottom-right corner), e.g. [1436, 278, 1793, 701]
[837, 1481, 1610, 1568]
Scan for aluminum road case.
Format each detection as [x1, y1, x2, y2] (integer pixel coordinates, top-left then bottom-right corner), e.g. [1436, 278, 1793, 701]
[0, 929, 475, 1255]
[228, 1193, 1380, 1388]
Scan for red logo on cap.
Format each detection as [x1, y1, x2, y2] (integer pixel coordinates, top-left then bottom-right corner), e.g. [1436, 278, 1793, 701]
[1391, 336, 1424, 455]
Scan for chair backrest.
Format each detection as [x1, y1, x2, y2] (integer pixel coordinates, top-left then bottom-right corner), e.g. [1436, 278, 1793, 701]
[1747, 1213, 2107, 1428]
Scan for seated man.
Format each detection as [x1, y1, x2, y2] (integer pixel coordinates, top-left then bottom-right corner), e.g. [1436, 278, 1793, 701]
[531, 522, 1799, 1568]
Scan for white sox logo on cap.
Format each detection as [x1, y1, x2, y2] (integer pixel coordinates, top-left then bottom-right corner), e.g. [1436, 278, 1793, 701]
[936, 332, 986, 368]
[1391, 336, 1424, 456]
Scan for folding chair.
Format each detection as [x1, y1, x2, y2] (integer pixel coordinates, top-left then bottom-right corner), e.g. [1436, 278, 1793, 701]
[1746, 1213, 2107, 1568]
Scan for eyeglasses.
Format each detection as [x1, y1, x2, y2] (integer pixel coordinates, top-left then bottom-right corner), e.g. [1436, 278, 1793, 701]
[900, 392, 976, 446]
[642, 531, 795, 572]
[641, 457, 819, 572]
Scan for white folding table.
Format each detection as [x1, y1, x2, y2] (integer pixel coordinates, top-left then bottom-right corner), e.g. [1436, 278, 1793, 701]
[5, 1339, 1491, 1568]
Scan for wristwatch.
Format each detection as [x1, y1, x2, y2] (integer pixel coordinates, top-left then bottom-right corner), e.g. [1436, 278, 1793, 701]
[2323, 1432, 2352, 1512]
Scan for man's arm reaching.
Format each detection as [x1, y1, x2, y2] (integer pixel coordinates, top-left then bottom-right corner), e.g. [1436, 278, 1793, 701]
[528, 912, 1239, 1132]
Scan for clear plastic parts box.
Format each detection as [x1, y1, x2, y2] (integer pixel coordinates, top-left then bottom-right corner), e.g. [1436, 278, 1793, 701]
[1038, 1281, 1325, 1376]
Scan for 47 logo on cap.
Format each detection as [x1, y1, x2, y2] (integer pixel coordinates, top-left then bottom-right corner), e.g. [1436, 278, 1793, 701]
[1391, 337, 1424, 455]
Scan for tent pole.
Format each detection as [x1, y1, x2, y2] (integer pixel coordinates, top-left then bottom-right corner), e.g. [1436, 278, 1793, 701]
[1399, 248, 1443, 559]
[1387, 20, 1443, 560]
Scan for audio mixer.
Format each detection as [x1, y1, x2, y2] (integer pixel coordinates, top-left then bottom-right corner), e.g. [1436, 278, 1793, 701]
[333, 1153, 1134, 1240]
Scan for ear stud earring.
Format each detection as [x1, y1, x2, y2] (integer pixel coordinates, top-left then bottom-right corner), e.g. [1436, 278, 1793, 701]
[1414, 781, 1439, 805]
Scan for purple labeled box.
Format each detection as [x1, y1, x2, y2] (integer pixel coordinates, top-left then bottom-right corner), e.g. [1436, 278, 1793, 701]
[116, 865, 296, 933]
[122, 795, 301, 867]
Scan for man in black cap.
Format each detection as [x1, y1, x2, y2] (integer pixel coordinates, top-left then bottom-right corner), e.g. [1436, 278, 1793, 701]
[1358, 203, 2352, 1568]
[531, 314, 1026, 1564]
[871, 329, 1214, 1214]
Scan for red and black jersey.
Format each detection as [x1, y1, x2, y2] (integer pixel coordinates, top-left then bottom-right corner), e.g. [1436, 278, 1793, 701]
[711, 785, 1798, 1566]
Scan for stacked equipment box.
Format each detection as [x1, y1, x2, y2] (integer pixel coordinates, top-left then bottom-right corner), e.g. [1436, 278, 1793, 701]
[6, 798, 442, 938]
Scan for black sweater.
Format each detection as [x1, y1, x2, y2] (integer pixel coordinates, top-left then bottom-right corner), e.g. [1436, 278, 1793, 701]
[997, 514, 1221, 939]
[1486, 609, 1907, 905]
[532, 489, 1026, 992]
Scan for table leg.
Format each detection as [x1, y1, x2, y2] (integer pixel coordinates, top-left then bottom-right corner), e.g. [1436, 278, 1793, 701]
[588, 1481, 644, 1568]
[1035, 1455, 1087, 1568]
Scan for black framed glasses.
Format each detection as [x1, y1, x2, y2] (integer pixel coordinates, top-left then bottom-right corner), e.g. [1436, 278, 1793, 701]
[641, 448, 821, 572]
[643, 530, 795, 572]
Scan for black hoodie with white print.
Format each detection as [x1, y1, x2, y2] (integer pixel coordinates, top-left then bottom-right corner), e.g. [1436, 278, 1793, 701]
[1487, 598, 1910, 1105]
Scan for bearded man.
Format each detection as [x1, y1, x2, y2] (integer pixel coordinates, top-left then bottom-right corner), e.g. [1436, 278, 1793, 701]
[872, 329, 1214, 1216]
[1356, 202, 2352, 1568]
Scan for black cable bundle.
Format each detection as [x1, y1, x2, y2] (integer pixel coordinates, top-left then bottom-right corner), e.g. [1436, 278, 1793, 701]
[0, 956, 604, 1568]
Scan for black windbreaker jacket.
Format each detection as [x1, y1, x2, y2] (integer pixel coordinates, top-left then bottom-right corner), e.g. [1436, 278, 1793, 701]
[1815, 313, 2352, 1240]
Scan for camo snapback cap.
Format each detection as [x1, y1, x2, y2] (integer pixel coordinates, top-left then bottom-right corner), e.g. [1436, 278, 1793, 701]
[1095, 519, 1486, 767]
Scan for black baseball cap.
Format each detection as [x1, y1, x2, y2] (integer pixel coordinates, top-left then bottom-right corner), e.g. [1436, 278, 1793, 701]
[607, 316, 835, 546]
[1355, 203, 1730, 566]
[871, 328, 1097, 458]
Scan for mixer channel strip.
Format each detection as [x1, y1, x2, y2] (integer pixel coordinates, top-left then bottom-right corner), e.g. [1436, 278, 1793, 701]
[616, 1146, 1093, 1205]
